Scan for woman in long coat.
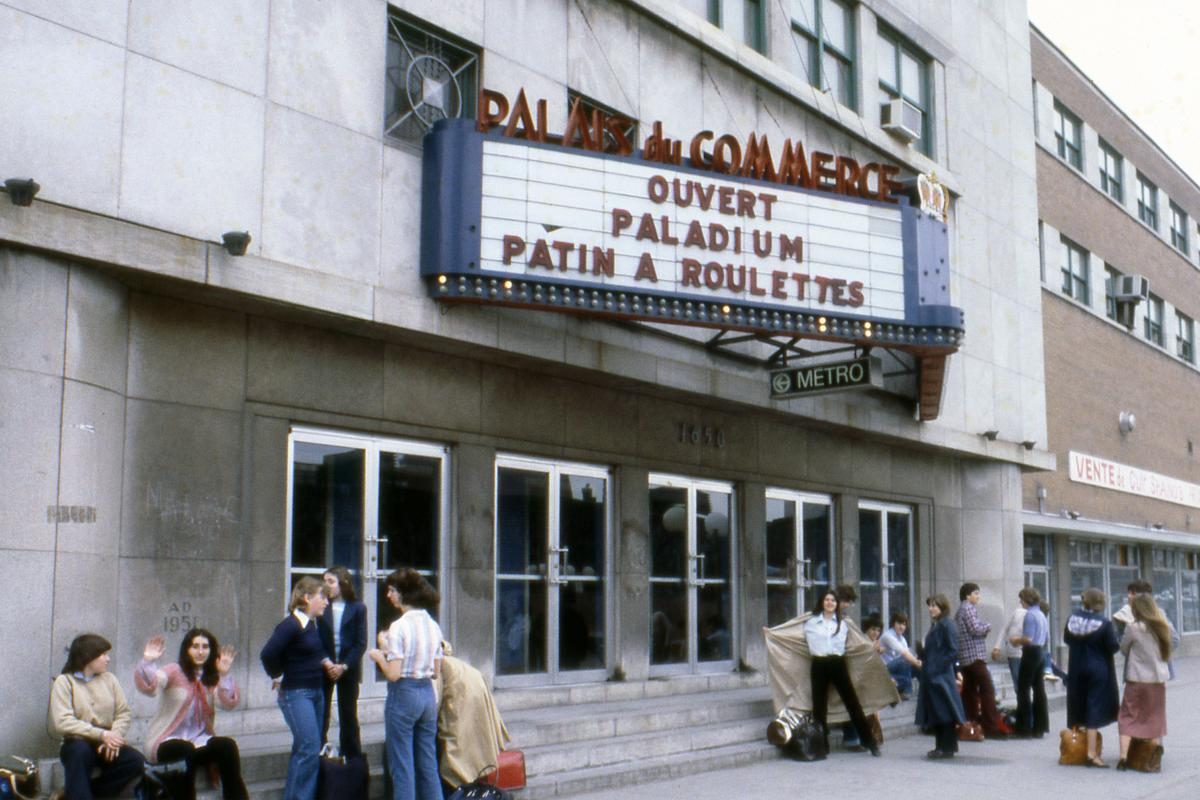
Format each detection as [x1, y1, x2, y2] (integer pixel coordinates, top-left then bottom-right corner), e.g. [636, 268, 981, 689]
[915, 593, 966, 759]
[1063, 587, 1119, 767]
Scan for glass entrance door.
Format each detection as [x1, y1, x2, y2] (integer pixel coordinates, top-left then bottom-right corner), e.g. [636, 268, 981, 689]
[765, 490, 834, 626]
[858, 502, 912, 624]
[649, 474, 735, 674]
[287, 428, 448, 698]
[494, 457, 609, 686]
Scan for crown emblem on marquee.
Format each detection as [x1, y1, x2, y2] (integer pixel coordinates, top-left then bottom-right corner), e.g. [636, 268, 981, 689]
[917, 172, 948, 222]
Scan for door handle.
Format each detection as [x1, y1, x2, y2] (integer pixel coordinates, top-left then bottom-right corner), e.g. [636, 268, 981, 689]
[800, 557, 812, 589]
[549, 546, 570, 585]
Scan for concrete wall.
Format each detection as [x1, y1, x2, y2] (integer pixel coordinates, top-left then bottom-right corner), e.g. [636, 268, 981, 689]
[0, 0, 1047, 461]
[0, 249, 1022, 755]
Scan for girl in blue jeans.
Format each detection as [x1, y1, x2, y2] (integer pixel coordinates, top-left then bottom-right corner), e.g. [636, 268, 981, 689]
[369, 568, 444, 800]
[261, 576, 333, 800]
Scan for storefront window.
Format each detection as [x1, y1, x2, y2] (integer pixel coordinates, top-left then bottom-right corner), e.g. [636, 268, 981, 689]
[1182, 553, 1200, 633]
[1152, 549, 1179, 629]
[1107, 543, 1141, 615]
[1068, 539, 1104, 605]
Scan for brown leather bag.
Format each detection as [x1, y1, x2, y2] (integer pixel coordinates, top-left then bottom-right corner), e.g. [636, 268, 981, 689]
[1125, 739, 1162, 773]
[1058, 726, 1101, 765]
[956, 721, 984, 742]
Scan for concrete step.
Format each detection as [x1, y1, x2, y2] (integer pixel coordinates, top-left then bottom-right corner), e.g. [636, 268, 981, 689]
[494, 670, 768, 713]
[504, 686, 774, 749]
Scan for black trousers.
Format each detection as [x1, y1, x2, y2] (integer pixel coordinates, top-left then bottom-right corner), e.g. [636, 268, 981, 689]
[933, 723, 959, 754]
[157, 737, 248, 800]
[1016, 645, 1049, 735]
[810, 655, 874, 749]
[60, 738, 144, 800]
[322, 673, 362, 757]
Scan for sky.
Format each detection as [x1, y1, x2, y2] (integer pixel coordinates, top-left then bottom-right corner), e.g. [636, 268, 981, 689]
[1027, 0, 1200, 185]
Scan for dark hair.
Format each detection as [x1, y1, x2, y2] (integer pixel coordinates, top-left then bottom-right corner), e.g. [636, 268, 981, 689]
[1127, 580, 1153, 595]
[385, 568, 440, 611]
[1018, 587, 1041, 607]
[834, 584, 858, 603]
[178, 629, 222, 687]
[324, 566, 357, 603]
[811, 588, 842, 634]
[959, 582, 980, 602]
[889, 611, 909, 627]
[926, 594, 951, 618]
[62, 633, 112, 675]
[864, 615, 883, 632]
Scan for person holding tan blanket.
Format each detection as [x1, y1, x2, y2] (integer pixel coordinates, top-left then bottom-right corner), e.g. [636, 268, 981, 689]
[435, 642, 511, 789]
[763, 589, 899, 757]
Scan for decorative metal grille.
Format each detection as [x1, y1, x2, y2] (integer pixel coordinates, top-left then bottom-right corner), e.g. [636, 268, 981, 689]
[385, 13, 479, 144]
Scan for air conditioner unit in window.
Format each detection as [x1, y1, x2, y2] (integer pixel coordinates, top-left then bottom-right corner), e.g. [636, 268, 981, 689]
[1114, 274, 1149, 303]
[881, 98, 922, 143]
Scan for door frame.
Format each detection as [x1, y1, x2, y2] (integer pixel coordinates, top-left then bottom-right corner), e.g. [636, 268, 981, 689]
[648, 473, 738, 677]
[285, 425, 451, 698]
[493, 454, 613, 688]
[857, 499, 914, 624]
[765, 488, 834, 624]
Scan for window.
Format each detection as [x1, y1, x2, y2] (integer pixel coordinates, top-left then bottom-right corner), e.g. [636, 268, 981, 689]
[1068, 539, 1105, 606]
[1053, 101, 1082, 169]
[566, 91, 639, 155]
[1171, 202, 1190, 252]
[1137, 173, 1158, 230]
[1098, 139, 1123, 202]
[1060, 236, 1089, 304]
[858, 502, 913, 624]
[1178, 312, 1195, 363]
[1104, 265, 1122, 321]
[1184, 552, 1200, 633]
[1145, 293, 1164, 346]
[1154, 549, 1200, 632]
[708, 0, 765, 52]
[877, 28, 932, 155]
[792, 0, 856, 109]
[385, 11, 480, 145]
[765, 490, 834, 626]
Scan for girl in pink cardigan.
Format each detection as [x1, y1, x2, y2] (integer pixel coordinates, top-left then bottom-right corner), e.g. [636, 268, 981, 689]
[135, 629, 248, 800]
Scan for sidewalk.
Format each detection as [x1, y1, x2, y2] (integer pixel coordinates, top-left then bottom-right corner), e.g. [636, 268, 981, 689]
[571, 657, 1200, 800]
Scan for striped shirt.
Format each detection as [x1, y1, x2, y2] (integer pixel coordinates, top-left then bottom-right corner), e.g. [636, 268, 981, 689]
[387, 608, 444, 679]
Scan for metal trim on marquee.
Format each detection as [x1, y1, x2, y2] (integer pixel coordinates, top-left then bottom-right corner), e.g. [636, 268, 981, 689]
[420, 95, 963, 420]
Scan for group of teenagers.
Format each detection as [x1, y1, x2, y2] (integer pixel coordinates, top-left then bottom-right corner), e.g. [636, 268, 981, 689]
[787, 579, 1175, 765]
[46, 566, 486, 800]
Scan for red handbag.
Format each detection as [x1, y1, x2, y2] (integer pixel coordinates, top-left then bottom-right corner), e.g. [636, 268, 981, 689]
[956, 721, 984, 742]
[481, 750, 526, 791]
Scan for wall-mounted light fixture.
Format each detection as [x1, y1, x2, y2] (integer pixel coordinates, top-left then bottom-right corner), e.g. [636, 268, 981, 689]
[1022, 440, 1036, 450]
[4, 178, 39, 206]
[1152, 523, 1164, 531]
[1119, 411, 1136, 435]
[1067, 510, 1080, 520]
[221, 231, 251, 256]
[981, 430, 999, 441]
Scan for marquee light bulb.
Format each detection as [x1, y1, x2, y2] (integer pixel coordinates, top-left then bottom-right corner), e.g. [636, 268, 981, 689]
[437, 275, 447, 285]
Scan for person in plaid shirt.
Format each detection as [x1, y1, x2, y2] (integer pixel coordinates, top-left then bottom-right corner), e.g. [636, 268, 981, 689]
[955, 583, 1009, 737]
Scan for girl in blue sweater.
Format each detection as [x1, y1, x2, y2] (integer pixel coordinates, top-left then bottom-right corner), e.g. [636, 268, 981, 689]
[261, 577, 332, 800]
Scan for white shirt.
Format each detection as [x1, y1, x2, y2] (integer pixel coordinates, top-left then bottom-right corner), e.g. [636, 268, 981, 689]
[804, 613, 849, 656]
[879, 628, 910, 665]
[292, 608, 312, 629]
[330, 600, 345, 654]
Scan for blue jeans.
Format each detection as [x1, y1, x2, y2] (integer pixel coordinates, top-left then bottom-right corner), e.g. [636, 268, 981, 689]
[887, 659, 913, 695]
[278, 687, 324, 800]
[1008, 657, 1021, 689]
[385, 678, 440, 800]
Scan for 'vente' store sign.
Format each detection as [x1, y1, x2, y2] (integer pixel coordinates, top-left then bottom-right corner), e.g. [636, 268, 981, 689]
[420, 89, 963, 356]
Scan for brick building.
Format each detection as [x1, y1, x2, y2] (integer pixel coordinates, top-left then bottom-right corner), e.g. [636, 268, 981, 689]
[1027, 25, 1200, 654]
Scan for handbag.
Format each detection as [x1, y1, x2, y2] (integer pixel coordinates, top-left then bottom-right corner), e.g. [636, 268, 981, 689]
[0, 756, 39, 800]
[135, 760, 189, 800]
[317, 745, 369, 800]
[785, 718, 828, 762]
[449, 767, 513, 800]
[480, 749, 525, 791]
[1058, 726, 1101, 766]
[1125, 739, 1163, 773]
[956, 721, 984, 742]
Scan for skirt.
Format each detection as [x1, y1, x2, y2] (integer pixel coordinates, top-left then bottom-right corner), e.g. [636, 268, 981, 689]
[1118, 681, 1166, 739]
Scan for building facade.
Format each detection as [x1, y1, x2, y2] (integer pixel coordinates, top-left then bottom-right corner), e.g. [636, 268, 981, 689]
[0, 0, 1046, 757]
[1028, 26, 1200, 655]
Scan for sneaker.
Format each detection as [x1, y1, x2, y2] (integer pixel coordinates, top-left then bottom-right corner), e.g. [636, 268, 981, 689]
[1043, 673, 1060, 682]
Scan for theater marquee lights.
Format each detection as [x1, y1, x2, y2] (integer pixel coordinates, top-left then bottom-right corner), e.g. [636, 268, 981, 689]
[420, 89, 964, 416]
